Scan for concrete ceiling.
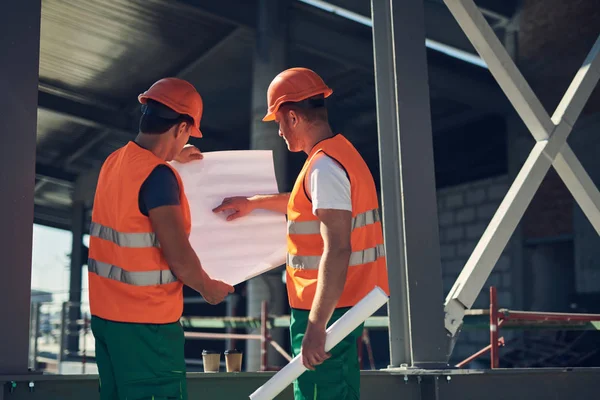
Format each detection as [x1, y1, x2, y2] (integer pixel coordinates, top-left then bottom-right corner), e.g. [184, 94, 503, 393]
[34, 0, 517, 230]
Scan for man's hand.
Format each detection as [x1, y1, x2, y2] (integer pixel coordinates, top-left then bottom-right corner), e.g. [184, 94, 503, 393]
[212, 196, 254, 221]
[213, 193, 290, 220]
[148, 204, 234, 302]
[201, 278, 234, 305]
[301, 321, 330, 371]
[175, 144, 203, 163]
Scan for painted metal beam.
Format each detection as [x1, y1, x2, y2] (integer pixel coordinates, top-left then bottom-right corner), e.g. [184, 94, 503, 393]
[180, 0, 508, 111]
[33, 204, 73, 231]
[38, 86, 233, 148]
[185, 0, 497, 58]
[371, 0, 449, 368]
[67, 201, 85, 357]
[0, 0, 41, 375]
[246, 0, 290, 371]
[443, 0, 600, 338]
[173, 0, 257, 28]
[293, 7, 507, 112]
[175, 28, 250, 80]
[370, 0, 412, 367]
[293, 9, 507, 113]
[37, 88, 133, 136]
[304, 0, 478, 55]
[63, 130, 112, 167]
[35, 164, 77, 183]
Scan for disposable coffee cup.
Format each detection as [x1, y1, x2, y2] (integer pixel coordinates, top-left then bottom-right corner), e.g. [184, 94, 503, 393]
[224, 349, 243, 372]
[202, 350, 221, 373]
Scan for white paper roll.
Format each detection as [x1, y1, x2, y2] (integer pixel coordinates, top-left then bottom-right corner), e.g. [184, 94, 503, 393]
[249, 286, 389, 400]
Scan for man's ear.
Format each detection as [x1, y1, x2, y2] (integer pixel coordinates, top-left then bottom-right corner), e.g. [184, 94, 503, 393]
[175, 121, 188, 138]
[288, 110, 299, 127]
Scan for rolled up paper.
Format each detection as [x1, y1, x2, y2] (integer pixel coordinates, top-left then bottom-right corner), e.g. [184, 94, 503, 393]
[249, 286, 389, 400]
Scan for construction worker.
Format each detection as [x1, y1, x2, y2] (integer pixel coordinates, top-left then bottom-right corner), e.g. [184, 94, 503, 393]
[213, 68, 389, 399]
[88, 77, 234, 400]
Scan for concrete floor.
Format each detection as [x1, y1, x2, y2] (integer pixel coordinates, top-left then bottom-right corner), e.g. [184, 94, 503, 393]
[3, 367, 600, 399]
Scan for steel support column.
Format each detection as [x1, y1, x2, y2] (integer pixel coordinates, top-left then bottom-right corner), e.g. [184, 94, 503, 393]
[0, 0, 42, 374]
[67, 201, 85, 358]
[370, 0, 449, 368]
[250, 0, 289, 188]
[246, 0, 290, 371]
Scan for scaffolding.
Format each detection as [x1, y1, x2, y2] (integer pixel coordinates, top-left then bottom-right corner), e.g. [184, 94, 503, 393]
[456, 287, 600, 369]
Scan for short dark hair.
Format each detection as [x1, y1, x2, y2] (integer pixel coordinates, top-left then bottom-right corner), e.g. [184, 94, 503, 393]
[139, 99, 194, 135]
[280, 94, 328, 123]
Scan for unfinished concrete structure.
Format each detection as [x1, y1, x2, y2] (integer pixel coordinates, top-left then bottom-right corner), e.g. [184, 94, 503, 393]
[2, 0, 600, 398]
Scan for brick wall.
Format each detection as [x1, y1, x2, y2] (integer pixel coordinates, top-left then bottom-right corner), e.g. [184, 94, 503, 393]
[519, 0, 600, 115]
[517, 0, 600, 242]
[521, 169, 574, 239]
[569, 113, 600, 294]
[437, 174, 514, 361]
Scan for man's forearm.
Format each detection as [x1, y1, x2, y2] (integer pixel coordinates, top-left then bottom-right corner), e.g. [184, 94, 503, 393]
[149, 205, 215, 296]
[249, 193, 290, 214]
[169, 245, 210, 294]
[308, 248, 351, 328]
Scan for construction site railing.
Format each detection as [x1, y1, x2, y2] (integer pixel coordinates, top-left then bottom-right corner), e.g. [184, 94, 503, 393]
[30, 287, 600, 373]
[455, 286, 600, 369]
[181, 287, 600, 370]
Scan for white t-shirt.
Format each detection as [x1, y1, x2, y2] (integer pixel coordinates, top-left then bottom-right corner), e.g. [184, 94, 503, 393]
[307, 152, 352, 215]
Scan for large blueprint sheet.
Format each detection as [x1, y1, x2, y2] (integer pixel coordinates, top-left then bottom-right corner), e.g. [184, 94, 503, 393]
[171, 150, 287, 286]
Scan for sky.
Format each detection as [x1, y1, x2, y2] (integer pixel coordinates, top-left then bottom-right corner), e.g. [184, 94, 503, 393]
[31, 224, 89, 307]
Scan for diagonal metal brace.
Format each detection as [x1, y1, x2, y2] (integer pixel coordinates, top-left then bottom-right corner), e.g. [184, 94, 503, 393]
[442, 0, 600, 337]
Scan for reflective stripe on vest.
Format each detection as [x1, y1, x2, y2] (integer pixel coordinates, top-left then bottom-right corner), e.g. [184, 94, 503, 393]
[90, 222, 159, 248]
[287, 209, 380, 235]
[287, 243, 385, 270]
[88, 259, 177, 286]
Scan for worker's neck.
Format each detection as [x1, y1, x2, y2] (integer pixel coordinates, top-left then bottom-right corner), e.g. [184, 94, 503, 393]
[135, 133, 171, 161]
[304, 124, 335, 154]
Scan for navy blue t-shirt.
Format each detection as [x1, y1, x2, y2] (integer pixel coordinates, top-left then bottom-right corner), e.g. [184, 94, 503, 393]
[138, 164, 181, 216]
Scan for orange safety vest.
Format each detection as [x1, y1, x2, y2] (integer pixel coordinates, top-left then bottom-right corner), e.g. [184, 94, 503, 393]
[87, 142, 191, 324]
[286, 134, 390, 310]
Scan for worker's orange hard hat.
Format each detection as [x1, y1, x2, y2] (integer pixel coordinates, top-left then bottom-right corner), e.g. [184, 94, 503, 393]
[138, 78, 203, 138]
[263, 68, 333, 122]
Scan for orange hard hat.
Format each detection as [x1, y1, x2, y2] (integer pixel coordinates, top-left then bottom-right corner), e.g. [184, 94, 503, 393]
[263, 67, 333, 122]
[138, 77, 203, 138]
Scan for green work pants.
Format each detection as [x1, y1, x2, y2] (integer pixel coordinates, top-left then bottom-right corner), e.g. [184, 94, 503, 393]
[290, 308, 364, 400]
[91, 316, 187, 400]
